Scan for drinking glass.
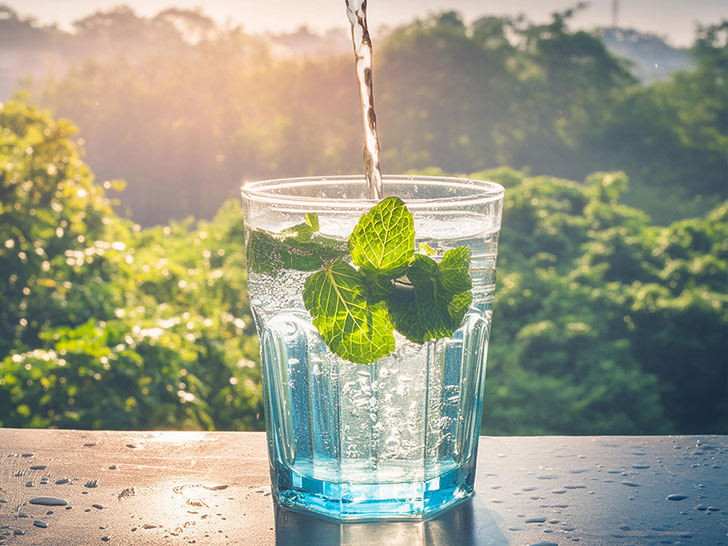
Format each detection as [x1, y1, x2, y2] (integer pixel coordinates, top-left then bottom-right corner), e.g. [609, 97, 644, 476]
[241, 176, 504, 521]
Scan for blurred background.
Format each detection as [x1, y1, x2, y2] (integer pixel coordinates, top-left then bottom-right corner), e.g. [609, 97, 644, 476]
[0, 1, 725, 435]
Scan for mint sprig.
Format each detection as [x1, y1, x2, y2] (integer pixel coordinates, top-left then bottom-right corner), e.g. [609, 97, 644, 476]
[299, 197, 472, 364]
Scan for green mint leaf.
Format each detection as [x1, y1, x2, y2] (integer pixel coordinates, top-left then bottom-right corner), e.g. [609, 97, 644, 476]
[439, 246, 473, 294]
[349, 197, 415, 277]
[303, 259, 395, 364]
[388, 249, 473, 344]
[247, 226, 348, 275]
[305, 213, 320, 232]
[281, 221, 313, 239]
[418, 242, 438, 256]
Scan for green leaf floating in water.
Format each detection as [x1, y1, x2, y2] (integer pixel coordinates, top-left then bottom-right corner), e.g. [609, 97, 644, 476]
[305, 212, 320, 232]
[303, 259, 395, 364]
[388, 249, 473, 344]
[438, 246, 473, 294]
[247, 215, 348, 275]
[349, 197, 414, 278]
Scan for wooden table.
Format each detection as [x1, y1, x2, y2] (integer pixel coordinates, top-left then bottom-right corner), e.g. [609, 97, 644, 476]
[0, 430, 725, 545]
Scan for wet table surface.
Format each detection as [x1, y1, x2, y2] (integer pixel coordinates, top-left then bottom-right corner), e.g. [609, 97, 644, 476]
[0, 431, 726, 545]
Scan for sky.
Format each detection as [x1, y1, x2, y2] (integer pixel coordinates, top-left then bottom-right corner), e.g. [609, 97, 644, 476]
[5, 0, 727, 46]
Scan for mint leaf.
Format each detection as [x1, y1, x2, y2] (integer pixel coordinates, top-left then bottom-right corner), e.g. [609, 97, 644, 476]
[247, 225, 348, 275]
[303, 259, 395, 364]
[388, 249, 473, 344]
[305, 213, 320, 231]
[418, 242, 438, 256]
[439, 246, 472, 294]
[349, 197, 415, 277]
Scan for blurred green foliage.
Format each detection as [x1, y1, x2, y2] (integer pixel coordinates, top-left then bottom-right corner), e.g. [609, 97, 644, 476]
[0, 100, 262, 430]
[475, 168, 727, 434]
[1, 100, 725, 434]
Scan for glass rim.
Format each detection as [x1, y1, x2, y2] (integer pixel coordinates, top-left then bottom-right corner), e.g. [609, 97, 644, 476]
[241, 175, 504, 211]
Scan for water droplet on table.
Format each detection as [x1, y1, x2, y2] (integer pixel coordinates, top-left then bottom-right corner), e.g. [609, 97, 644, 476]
[29, 497, 68, 506]
[667, 494, 688, 501]
[203, 484, 228, 491]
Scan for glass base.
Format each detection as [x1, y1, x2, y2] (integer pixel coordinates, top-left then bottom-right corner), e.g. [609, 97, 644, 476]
[271, 461, 476, 522]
